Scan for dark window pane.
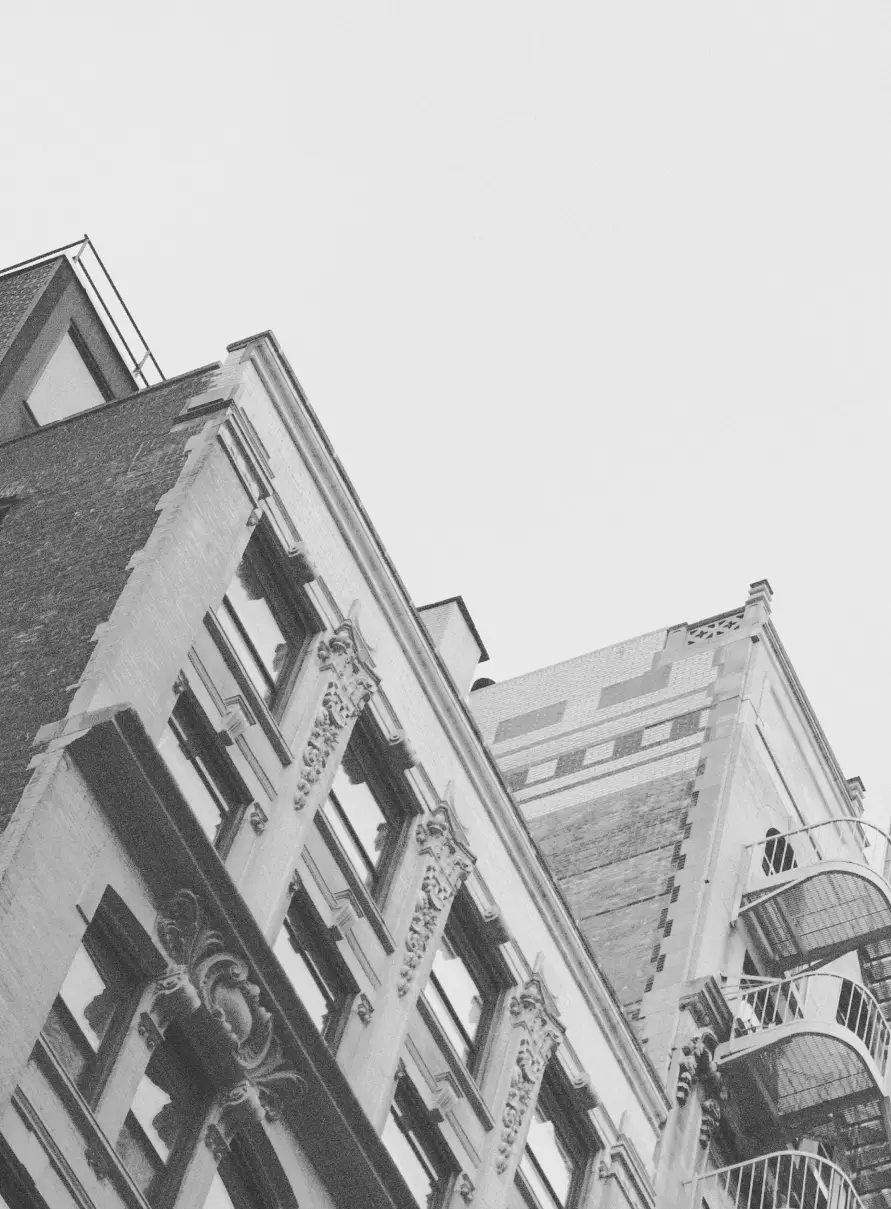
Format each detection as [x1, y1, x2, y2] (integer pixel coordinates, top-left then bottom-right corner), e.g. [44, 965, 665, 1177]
[117, 1034, 205, 1203]
[383, 1098, 441, 1209]
[158, 723, 226, 843]
[274, 926, 332, 1035]
[217, 549, 300, 707]
[426, 940, 483, 1064]
[520, 1107, 575, 1209]
[323, 766, 389, 885]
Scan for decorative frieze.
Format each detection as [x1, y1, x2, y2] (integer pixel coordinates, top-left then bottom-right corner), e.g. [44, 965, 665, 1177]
[294, 623, 379, 810]
[397, 805, 475, 997]
[154, 890, 303, 1127]
[675, 1028, 727, 1147]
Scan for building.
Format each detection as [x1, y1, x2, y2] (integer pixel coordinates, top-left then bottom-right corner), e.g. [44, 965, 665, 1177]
[0, 238, 886, 1209]
[0, 240, 664, 1209]
[470, 584, 891, 1204]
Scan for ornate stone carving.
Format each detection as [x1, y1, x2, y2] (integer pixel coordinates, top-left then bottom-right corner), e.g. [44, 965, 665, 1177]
[220, 695, 256, 744]
[154, 891, 303, 1123]
[172, 669, 189, 697]
[248, 802, 268, 835]
[247, 504, 264, 529]
[496, 1038, 545, 1174]
[496, 973, 563, 1176]
[397, 806, 475, 997]
[356, 993, 374, 1025]
[294, 623, 378, 810]
[458, 1173, 475, 1203]
[675, 1028, 727, 1147]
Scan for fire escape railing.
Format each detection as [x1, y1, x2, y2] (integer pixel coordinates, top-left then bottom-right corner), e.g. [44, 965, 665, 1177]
[691, 1151, 863, 1209]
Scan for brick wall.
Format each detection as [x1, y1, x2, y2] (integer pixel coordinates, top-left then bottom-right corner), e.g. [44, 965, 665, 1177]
[0, 369, 216, 830]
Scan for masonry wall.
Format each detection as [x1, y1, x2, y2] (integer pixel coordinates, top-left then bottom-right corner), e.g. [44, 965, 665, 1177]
[0, 368, 217, 830]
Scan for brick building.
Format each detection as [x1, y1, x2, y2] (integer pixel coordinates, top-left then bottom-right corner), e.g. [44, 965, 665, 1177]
[0, 241, 664, 1209]
[471, 585, 891, 1203]
[0, 238, 884, 1209]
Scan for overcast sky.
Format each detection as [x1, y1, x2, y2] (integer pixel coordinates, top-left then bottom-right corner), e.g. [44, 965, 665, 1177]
[2, 3, 890, 816]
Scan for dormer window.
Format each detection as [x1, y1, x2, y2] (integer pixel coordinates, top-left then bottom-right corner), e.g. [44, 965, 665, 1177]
[27, 328, 110, 425]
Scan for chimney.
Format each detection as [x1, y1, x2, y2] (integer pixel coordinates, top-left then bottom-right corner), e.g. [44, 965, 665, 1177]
[418, 596, 489, 695]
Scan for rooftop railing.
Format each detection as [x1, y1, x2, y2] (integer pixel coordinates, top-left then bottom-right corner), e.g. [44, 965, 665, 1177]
[0, 235, 164, 388]
[691, 1151, 863, 1209]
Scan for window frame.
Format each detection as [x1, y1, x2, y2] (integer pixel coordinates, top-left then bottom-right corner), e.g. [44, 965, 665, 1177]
[384, 1075, 456, 1209]
[424, 890, 511, 1080]
[161, 690, 253, 856]
[42, 898, 148, 1107]
[116, 1021, 214, 1207]
[321, 723, 418, 906]
[216, 526, 312, 719]
[275, 885, 358, 1050]
[515, 1064, 598, 1209]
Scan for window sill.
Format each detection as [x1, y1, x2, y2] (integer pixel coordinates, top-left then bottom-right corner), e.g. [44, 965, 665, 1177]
[314, 811, 396, 955]
[414, 996, 495, 1130]
[204, 610, 293, 766]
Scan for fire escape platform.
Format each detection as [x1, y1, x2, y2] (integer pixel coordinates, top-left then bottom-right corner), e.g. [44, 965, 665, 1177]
[739, 863, 891, 971]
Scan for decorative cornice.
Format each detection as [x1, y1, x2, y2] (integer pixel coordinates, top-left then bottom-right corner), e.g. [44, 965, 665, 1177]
[397, 807, 476, 997]
[675, 1029, 727, 1148]
[294, 623, 379, 810]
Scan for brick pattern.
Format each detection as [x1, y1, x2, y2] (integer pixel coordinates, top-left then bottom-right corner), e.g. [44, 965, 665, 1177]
[0, 261, 58, 357]
[528, 768, 699, 1014]
[0, 370, 217, 831]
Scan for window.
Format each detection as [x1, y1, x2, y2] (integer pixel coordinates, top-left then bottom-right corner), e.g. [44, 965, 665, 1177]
[43, 916, 140, 1101]
[158, 693, 250, 853]
[762, 828, 796, 876]
[27, 328, 109, 425]
[116, 1025, 210, 1204]
[216, 532, 309, 714]
[274, 887, 355, 1047]
[321, 729, 411, 897]
[516, 1071, 592, 1209]
[383, 1079, 454, 1209]
[424, 892, 504, 1075]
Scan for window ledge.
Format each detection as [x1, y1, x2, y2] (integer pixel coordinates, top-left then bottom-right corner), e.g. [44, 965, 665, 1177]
[414, 996, 495, 1131]
[204, 610, 293, 766]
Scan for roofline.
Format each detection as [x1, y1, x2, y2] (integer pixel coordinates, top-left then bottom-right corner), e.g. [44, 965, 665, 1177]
[225, 331, 671, 1127]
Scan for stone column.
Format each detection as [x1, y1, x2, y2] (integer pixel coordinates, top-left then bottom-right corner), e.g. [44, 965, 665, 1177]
[347, 803, 475, 1128]
[467, 972, 563, 1209]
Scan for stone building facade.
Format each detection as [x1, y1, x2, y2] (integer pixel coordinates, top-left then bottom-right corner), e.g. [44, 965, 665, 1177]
[0, 244, 664, 1209]
[471, 585, 891, 1204]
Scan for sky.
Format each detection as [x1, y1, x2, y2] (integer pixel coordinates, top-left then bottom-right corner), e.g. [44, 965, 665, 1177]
[2, 3, 891, 815]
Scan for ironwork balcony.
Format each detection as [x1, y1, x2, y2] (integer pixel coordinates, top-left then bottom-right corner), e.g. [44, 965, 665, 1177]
[736, 821, 891, 971]
[718, 973, 890, 1127]
[691, 1151, 863, 1209]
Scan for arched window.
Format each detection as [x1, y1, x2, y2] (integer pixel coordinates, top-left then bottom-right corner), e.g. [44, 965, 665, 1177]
[762, 828, 796, 876]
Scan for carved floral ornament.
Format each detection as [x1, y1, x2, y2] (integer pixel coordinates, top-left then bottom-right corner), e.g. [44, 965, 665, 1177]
[294, 621, 379, 810]
[153, 890, 304, 1136]
[675, 1029, 727, 1148]
[496, 975, 563, 1176]
[397, 805, 476, 997]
